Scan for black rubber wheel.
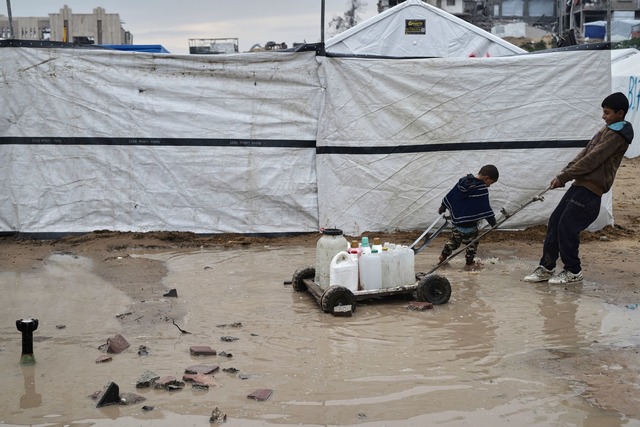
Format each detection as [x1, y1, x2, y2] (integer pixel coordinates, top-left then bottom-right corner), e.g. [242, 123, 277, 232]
[291, 266, 315, 292]
[320, 286, 356, 315]
[416, 274, 451, 305]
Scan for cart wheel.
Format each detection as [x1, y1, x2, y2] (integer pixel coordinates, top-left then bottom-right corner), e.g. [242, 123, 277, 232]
[321, 286, 356, 315]
[291, 266, 315, 292]
[416, 274, 451, 305]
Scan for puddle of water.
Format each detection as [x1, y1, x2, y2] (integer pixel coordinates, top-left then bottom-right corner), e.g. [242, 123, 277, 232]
[0, 247, 638, 426]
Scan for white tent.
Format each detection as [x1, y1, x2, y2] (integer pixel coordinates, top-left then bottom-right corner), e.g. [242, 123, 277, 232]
[612, 50, 640, 158]
[325, 0, 526, 58]
[0, 46, 611, 235]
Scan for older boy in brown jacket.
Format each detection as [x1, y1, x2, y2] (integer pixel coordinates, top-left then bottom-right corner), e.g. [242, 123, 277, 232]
[524, 92, 634, 284]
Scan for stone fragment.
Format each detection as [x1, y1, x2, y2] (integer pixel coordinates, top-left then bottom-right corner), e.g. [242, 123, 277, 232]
[190, 345, 216, 356]
[223, 367, 238, 373]
[96, 382, 120, 408]
[183, 373, 219, 388]
[407, 301, 434, 311]
[185, 364, 219, 375]
[154, 375, 185, 391]
[209, 407, 227, 423]
[119, 392, 146, 405]
[106, 334, 130, 354]
[142, 405, 154, 411]
[218, 351, 233, 358]
[137, 345, 149, 356]
[163, 289, 178, 297]
[247, 388, 273, 401]
[56, 324, 66, 329]
[136, 370, 160, 388]
[220, 336, 238, 342]
[96, 355, 112, 363]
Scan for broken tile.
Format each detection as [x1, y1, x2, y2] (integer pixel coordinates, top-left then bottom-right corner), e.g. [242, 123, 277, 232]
[95, 355, 112, 363]
[185, 364, 219, 375]
[407, 301, 434, 311]
[136, 370, 160, 388]
[119, 392, 146, 405]
[183, 373, 219, 388]
[247, 388, 272, 401]
[154, 375, 185, 391]
[106, 334, 130, 354]
[190, 345, 216, 356]
[96, 382, 120, 408]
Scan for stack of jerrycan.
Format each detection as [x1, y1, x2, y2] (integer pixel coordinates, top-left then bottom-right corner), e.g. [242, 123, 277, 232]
[317, 230, 415, 293]
[357, 237, 415, 291]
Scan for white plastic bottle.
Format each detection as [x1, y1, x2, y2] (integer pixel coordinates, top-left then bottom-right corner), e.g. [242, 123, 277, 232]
[314, 229, 349, 290]
[360, 236, 371, 255]
[360, 249, 382, 290]
[379, 246, 398, 289]
[372, 237, 383, 253]
[329, 251, 359, 292]
[396, 245, 416, 286]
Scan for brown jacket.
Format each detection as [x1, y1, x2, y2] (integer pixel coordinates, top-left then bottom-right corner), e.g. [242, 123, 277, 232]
[557, 122, 633, 196]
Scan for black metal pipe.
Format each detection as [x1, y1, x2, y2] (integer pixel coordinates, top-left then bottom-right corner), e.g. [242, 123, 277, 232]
[16, 318, 39, 365]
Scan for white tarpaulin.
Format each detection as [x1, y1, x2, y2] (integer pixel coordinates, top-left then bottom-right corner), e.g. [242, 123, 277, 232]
[316, 50, 612, 233]
[0, 48, 322, 234]
[612, 49, 640, 158]
[0, 46, 616, 235]
[325, 0, 526, 58]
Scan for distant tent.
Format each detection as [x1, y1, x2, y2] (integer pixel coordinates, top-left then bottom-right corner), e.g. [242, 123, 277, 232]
[100, 44, 170, 53]
[584, 21, 606, 39]
[325, 0, 525, 58]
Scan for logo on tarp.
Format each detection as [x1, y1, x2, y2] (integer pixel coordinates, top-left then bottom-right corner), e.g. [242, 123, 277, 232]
[405, 19, 426, 35]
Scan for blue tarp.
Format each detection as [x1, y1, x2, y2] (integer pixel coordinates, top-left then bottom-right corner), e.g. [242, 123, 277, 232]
[100, 44, 170, 53]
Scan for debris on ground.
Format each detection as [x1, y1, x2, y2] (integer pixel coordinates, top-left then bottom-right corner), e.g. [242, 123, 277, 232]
[216, 322, 242, 328]
[136, 371, 160, 388]
[163, 289, 178, 297]
[137, 345, 149, 356]
[154, 375, 185, 391]
[185, 364, 219, 375]
[118, 392, 146, 405]
[218, 351, 233, 358]
[95, 355, 112, 363]
[221, 336, 239, 342]
[190, 345, 217, 356]
[94, 382, 120, 408]
[100, 334, 130, 354]
[209, 407, 227, 423]
[407, 301, 434, 311]
[247, 388, 273, 401]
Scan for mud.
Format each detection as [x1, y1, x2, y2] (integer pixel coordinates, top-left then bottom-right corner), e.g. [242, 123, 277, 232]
[1, 157, 640, 426]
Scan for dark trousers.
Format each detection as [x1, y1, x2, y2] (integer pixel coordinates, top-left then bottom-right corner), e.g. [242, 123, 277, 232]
[540, 186, 601, 274]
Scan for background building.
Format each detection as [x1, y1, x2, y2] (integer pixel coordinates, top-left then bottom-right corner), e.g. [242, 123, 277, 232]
[0, 5, 131, 44]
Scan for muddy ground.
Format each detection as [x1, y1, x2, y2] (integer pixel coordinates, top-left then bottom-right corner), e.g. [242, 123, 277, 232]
[1, 157, 639, 425]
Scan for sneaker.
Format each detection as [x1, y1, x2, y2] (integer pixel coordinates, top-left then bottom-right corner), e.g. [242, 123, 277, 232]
[523, 265, 555, 282]
[548, 269, 583, 285]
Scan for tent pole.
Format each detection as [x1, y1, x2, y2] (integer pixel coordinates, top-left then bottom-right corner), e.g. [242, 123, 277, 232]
[321, 0, 325, 44]
[6, 0, 14, 39]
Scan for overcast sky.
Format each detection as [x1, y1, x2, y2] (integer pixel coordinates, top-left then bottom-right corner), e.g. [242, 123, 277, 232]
[4, 1, 377, 54]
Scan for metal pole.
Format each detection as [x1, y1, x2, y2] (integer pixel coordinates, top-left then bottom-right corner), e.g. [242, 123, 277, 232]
[6, 0, 14, 39]
[606, 0, 612, 42]
[321, 0, 325, 44]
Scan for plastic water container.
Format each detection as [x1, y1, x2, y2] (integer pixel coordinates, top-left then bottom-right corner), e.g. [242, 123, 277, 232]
[360, 236, 371, 255]
[372, 237, 383, 253]
[396, 245, 416, 286]
[360, 250, 382, 290]
[348, 241, 363, 290]
[380, 247, 398, 288]
[315, 228, 349, 290]
[329, 251, 358, 292]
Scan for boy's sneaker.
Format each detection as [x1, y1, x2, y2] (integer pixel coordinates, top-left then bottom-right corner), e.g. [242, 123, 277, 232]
[548, 269, 583, 285]
[523, 266, 555, 282]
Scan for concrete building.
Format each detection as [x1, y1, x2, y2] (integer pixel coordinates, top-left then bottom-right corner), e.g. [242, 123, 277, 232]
[0, 5, 131, 44]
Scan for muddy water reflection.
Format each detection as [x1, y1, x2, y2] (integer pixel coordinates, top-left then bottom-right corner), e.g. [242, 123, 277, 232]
[0, 247, 638, 426]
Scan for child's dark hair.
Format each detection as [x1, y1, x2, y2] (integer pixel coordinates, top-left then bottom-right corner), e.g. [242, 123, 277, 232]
[479, 164, 499, 182]
[602, 92, 629, 115]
